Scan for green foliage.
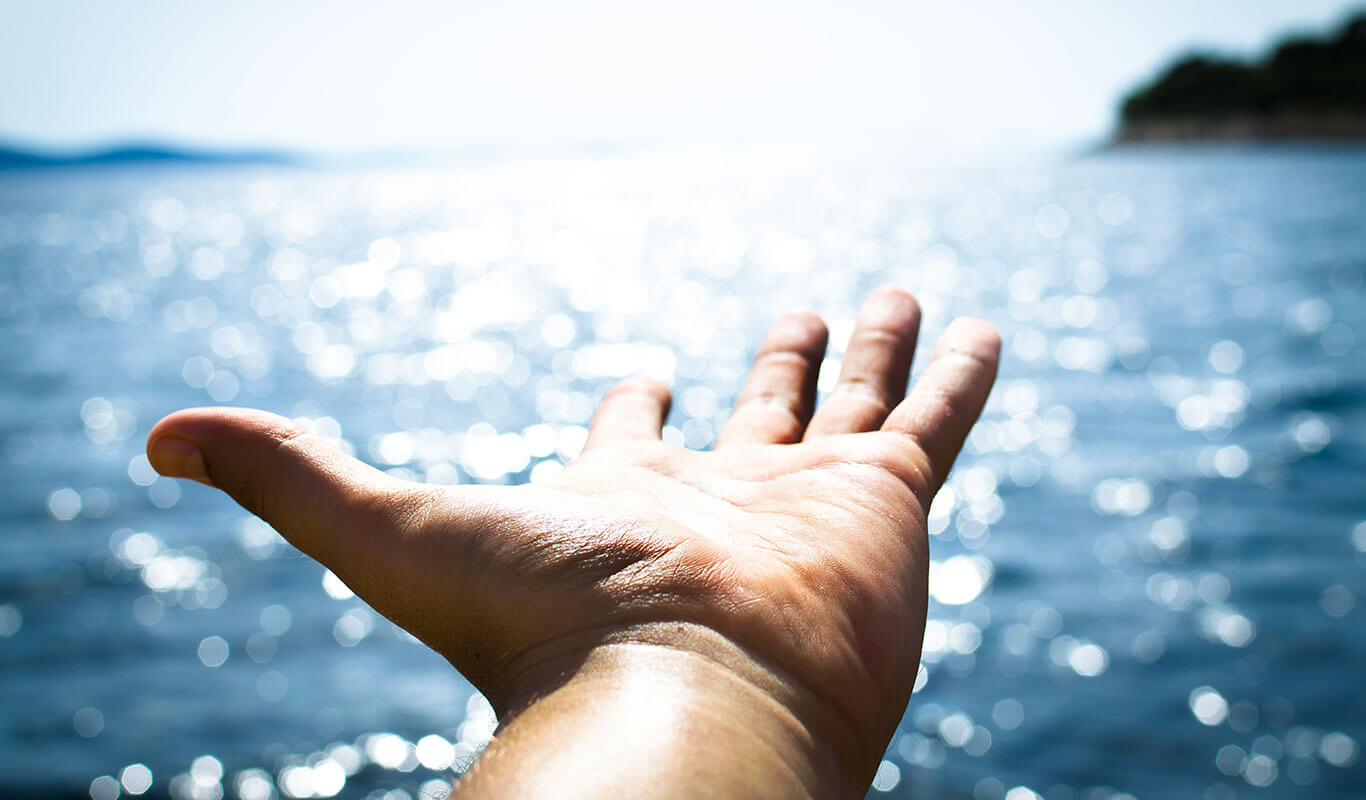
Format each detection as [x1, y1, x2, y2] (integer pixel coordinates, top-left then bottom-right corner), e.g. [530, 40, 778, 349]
[1121, 13, 1366, 122]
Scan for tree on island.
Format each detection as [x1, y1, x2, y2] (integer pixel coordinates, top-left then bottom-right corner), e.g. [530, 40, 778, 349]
[1117, 12, 1366, 142]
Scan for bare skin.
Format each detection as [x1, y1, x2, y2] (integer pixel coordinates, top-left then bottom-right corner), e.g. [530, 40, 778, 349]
[146, 287, 1000, 799]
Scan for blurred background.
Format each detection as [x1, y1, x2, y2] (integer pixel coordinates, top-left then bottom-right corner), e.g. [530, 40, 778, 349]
[1, 2, 1363, 799]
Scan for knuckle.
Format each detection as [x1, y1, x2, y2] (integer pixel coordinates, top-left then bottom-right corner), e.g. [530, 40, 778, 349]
[738, 390, 804, 420]
[849, 327, 904, 349]
[873, 434, 937, 498]
[753, 348, 814, 373]
[832, 377, 891, 415]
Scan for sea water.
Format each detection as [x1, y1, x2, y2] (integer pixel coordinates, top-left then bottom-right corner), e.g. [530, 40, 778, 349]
[0, 147, 1362, 799]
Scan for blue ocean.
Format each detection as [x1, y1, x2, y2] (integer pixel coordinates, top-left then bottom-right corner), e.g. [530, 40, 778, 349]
[1, 147, 1362, 799]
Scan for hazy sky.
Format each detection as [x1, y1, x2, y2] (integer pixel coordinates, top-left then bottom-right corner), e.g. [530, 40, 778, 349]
[1, 1, 1361, 153]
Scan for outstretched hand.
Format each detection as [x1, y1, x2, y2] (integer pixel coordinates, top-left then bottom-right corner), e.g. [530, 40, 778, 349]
[148, 287, 1000, 799]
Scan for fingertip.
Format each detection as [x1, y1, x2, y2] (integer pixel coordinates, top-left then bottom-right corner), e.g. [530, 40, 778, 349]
[146, 407, 200, 447]
[772, 309, 829, 351]
[586, 375, 674, 448]
[146, 434, 213, 486]
[149, 406, 299, 444]
[854, 286, 922, 339]
[146, 407, 304, 487]
[148, 404, 311, 486]
[803, 288, 923, 438]
[144, 407, 393, 561]
[716, 308, 828, 447]
[936, 318, 1002, 362]
[865, 286, 921, 322]
[612, 375, 673, 405]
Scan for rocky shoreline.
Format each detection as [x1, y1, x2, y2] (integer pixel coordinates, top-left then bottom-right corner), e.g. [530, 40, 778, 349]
[1114, 13, 1366, 144]
[1116, 113, 1366, 144]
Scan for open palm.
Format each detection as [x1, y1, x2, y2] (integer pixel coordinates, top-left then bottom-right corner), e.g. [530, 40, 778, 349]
[147, 287, 1000, 793]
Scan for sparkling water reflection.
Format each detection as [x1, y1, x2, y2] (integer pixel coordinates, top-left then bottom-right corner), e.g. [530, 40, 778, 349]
[0, 148, 1363, 799]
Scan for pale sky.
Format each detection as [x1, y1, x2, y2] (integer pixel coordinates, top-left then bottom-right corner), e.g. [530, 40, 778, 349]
[1, 1, 1361, 153]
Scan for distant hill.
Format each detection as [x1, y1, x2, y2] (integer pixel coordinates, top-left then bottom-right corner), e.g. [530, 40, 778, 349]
[0, 143, 298, 170]
[1115, 12, 1366, 143]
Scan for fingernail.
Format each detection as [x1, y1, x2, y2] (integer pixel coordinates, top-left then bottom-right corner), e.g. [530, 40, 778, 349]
[147, 436, 213, 486]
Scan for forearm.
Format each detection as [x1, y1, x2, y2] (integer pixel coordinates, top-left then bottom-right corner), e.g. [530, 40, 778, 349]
[452, 624, 871, 800]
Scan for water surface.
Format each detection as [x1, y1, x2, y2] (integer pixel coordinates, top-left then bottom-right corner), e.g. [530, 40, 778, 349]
[1, 147, 1362, 799]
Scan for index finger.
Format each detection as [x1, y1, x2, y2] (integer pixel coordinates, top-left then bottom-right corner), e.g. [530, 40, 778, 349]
[880, 318, 1001, 492]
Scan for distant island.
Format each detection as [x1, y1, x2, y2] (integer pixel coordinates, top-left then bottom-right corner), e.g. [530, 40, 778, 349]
[0, 143, 296, 171]
[1115, 12, 1366, 143]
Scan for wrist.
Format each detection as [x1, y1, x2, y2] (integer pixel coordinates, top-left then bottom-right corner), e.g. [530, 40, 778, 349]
[461, 622, 874, 799]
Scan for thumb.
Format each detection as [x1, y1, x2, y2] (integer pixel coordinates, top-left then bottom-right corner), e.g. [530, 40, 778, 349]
[146, 407, 407, 564]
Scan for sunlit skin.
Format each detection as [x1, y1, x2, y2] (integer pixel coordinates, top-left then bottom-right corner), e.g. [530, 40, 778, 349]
[147, 287, 1000, 799]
